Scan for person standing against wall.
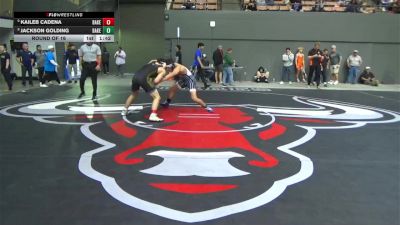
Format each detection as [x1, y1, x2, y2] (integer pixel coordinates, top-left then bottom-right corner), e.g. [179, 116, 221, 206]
[280, 48, 294, 85]
[102, 46, 110, 74]
[44, 45, 66, 86]
[346, 50, 362, 84]
[222, 48, 235, 86]
[321, 48, 330, 87]
[78, 42, 102, 100]
[307, 42, 322, 88]
[175, 45, 182, 64]
[65, 44, 79, 84]
[213, 45, 223, 84]
[114, 47, 126, 76]
[16, 43, 34, 87]
[329, 45, 342, 85]
[193, 42, 210, 89]
[295, 47, 306, 83]
[34, 45, 47, 87]
[0, 44, 12, 91]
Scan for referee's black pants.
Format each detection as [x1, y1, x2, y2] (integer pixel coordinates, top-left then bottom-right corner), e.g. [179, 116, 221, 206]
[308, 65, 321, 86]
[80, 62, 98, 96]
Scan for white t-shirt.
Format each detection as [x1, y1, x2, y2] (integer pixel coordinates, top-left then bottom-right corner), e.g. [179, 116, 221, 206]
[114, 50, 126, 65]
[282, 53, 294, 67]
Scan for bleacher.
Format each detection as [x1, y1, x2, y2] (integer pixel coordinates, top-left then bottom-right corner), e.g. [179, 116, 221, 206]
[244, 0, 377, 12]
[170, 0, 221, 10]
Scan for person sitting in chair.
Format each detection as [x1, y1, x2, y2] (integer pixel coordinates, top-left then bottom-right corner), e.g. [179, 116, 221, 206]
[254, 66, 270, 83]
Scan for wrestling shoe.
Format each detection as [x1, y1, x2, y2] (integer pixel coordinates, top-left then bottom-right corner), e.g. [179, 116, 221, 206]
[149, 113, 164, 122]
[206, 106, 214, 113]
[160, 101, 170, 107]
[121, 108, 129, 116]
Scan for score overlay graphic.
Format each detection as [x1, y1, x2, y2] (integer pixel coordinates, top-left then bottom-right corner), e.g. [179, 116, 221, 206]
[13, 12, 115, 42]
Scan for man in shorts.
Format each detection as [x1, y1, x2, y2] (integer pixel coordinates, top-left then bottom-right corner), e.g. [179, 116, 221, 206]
[160, 60, 213, 113]
[212, 45, 223, 84]
[121, 60, 167, 122]
[329, 45, 342, 85]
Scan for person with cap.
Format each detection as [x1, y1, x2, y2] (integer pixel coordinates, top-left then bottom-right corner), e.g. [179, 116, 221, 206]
[0, 44, 12, 91]
[78, 42, 102, 100]
[16, 43, 34, 87]
[329, 45, 342, 85]
[346, 50, 363, 84]
[160, 61, 213, 113]
[34, 45, 47, 87]
[43, 45, 66, 86]
[358, 66, 379, 86]
[212, 45, 223, 84]
[121, 59, 168, 122]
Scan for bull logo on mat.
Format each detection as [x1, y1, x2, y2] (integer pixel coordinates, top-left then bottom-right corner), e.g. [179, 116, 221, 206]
[1, 95, 399, 223]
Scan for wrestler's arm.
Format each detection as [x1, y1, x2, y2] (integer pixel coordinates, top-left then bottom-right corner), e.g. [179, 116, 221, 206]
[162, 66, 181, 81]
[154, 68, 167, 85]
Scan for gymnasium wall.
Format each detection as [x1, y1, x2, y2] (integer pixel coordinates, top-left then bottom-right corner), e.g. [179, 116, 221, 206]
[164, 11, 400, 84]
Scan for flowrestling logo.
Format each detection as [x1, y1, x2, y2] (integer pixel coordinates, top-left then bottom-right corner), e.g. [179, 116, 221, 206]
[1, 95, 399, 223]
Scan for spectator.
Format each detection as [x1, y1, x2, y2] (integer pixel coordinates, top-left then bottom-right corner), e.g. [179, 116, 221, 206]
[360, 2, 374, 13]
[291, 0, 303, 11]
[321, 48, 330, 87]
[193, 42, 210, 89]
[265, 0, 275, 5]
[16, 43, 34, 87]
[346, 0, 360, 12]
[388, 0, 400, 13]
[175, 45, 182, 64]
[307, 42, 323, 88]
[34, 45, 46, 87]
[295, 47, 306, 82]
[280, 47, 294, 84]
[213, 45, 223, 84]
[254, 66, 270, 83]
[329, 45, 342, 85]
[358, 66, 379, 86]
[0, 44, 12, 91]
[78, 42, 102, 100]
[245, 0, 257, 10]
[346, 50, 363, 84]
[222, 48, 235, 86]
[314, 0, 325, 11]
[43, 45, 66, 86]
[114, 47, 126, 76]
[380, 0, 393, 11]
[102, 47, 110, 74]
[65, 44, 79, 83]
[183, 0, 196, 9]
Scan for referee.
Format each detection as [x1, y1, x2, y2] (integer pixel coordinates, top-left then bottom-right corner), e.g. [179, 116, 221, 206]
[78, 42, 102, 100]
